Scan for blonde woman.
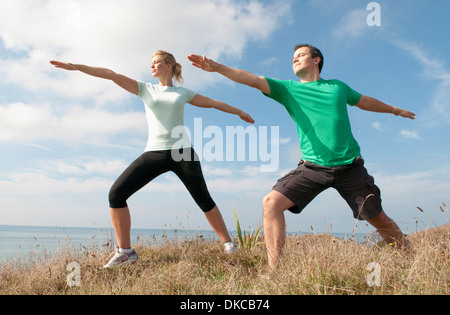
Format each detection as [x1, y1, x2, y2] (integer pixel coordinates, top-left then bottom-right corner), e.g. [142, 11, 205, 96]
[50, 51, 254, 268]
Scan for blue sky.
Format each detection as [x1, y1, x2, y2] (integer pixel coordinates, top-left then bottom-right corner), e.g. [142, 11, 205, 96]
[1, 0, 449, 235]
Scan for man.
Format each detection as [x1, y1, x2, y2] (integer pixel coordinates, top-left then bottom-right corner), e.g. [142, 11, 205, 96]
[188, 44, 415, 269]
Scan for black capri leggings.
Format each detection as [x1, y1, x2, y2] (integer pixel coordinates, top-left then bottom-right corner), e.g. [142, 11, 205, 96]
[109, 148, 216, 212]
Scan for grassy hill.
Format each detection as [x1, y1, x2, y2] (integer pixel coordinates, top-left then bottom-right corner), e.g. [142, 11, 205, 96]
[0, 223, 448, 295]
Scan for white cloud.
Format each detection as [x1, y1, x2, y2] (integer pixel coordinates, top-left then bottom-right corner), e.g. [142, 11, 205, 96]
[202, 165, 233, 177]
[47, 159, 129, 176]
[332, 9, 368, 41]
[394, 41, 449, 81]
[258, 57, 280, 67]
[0, 171, 112, 196]
[372, 121, 384, 132]
[0, 102, 146, 143]
[0, 160, 276, 198]
[431, 78, 450, 123]
[0, 0, 292, 102]
[328, 6, 450, 126]
[399, 129, 420, 140]
[375, 169, 450, 227]
[393, 40, 450, 125]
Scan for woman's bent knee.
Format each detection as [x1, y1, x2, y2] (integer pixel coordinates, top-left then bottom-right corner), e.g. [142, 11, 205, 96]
[108, 187, 127, 209]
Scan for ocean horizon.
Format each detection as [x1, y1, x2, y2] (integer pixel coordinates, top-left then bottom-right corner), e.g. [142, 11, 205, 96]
[0, 224, 369, 263]
[0, 224, 221, 263]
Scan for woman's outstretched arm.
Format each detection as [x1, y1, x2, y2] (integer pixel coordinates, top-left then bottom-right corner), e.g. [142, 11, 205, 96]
[189, 94, 255, 124]
[50, 61, 139, 95]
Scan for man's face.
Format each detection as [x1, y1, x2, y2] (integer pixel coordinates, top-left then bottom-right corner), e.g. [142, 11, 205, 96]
[292, 47, 318, 77]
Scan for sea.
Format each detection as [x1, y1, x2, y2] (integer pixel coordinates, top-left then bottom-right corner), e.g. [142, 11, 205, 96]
[0, 225, 220, 263]
[0, 225, 370, 263]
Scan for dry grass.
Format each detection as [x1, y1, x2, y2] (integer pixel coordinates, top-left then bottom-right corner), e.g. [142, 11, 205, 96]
[0, 223, 448, 295]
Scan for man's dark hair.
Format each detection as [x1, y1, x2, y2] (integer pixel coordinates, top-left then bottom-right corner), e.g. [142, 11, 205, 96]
[294, 44, 324, 73]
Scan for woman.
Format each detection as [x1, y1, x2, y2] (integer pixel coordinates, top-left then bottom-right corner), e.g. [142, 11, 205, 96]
[50, 50, 254, 268]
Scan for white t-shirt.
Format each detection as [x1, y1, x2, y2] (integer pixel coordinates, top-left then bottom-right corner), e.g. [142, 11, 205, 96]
[137, 81, 196, 151]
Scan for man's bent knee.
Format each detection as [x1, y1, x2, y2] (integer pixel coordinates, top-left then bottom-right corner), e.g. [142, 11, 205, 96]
[263, 191, 294, 216]
[262, 192, 278, 213]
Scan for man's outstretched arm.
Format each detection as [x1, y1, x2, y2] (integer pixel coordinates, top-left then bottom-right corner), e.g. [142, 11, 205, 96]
[188, 54, 270, 95]
[355, 95, 416, 119]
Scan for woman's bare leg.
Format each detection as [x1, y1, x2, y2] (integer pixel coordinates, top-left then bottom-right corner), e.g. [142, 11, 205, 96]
[110, 207, 132, 249]
[204, 205, 232, 243]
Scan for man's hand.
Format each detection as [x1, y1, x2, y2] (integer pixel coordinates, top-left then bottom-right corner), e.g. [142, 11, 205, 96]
[188, 54, 270, 95]
[356, 95, 416, 120]
[187, 54, 219, 72]
[394, 108, 416, 120]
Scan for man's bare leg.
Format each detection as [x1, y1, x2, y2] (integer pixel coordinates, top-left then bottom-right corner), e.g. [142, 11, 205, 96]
[262, 190, 295, 270]
[367, 211, 409, 248]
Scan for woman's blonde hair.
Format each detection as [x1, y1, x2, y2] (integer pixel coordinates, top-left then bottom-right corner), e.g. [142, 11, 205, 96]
[153, 50, 184, 85]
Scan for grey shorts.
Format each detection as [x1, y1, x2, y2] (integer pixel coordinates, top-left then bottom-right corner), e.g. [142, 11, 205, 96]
[272, 157, 383, 221]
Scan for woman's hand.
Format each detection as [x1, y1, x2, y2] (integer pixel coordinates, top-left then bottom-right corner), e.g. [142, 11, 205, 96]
[49, 60, 77, 71]
[49, 61, 139, 95]
[238, 110, 255, 124]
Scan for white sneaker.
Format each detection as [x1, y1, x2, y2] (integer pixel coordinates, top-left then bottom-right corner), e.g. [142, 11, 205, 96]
[224, 241, 238, 254]
[103, 248, 139, 268]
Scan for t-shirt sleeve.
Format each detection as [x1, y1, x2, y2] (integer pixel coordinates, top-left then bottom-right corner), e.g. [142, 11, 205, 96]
[341, 81, 362, 106]
[137, 80, 146, 98]
[262, 77, 289, 105]
[183, 88, 197, 103]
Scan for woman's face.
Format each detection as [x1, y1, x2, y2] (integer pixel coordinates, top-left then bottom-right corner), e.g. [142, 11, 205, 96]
[151, 55, 171, 78]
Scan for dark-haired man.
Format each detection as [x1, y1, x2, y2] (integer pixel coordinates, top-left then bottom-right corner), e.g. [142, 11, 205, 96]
[188, 44, 415, 269]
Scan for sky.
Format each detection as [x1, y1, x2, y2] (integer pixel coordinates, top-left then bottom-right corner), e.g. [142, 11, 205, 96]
[1, 0, 449, 236]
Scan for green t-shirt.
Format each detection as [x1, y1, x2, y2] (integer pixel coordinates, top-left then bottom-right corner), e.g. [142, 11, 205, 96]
[264, 78, 362, 167]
